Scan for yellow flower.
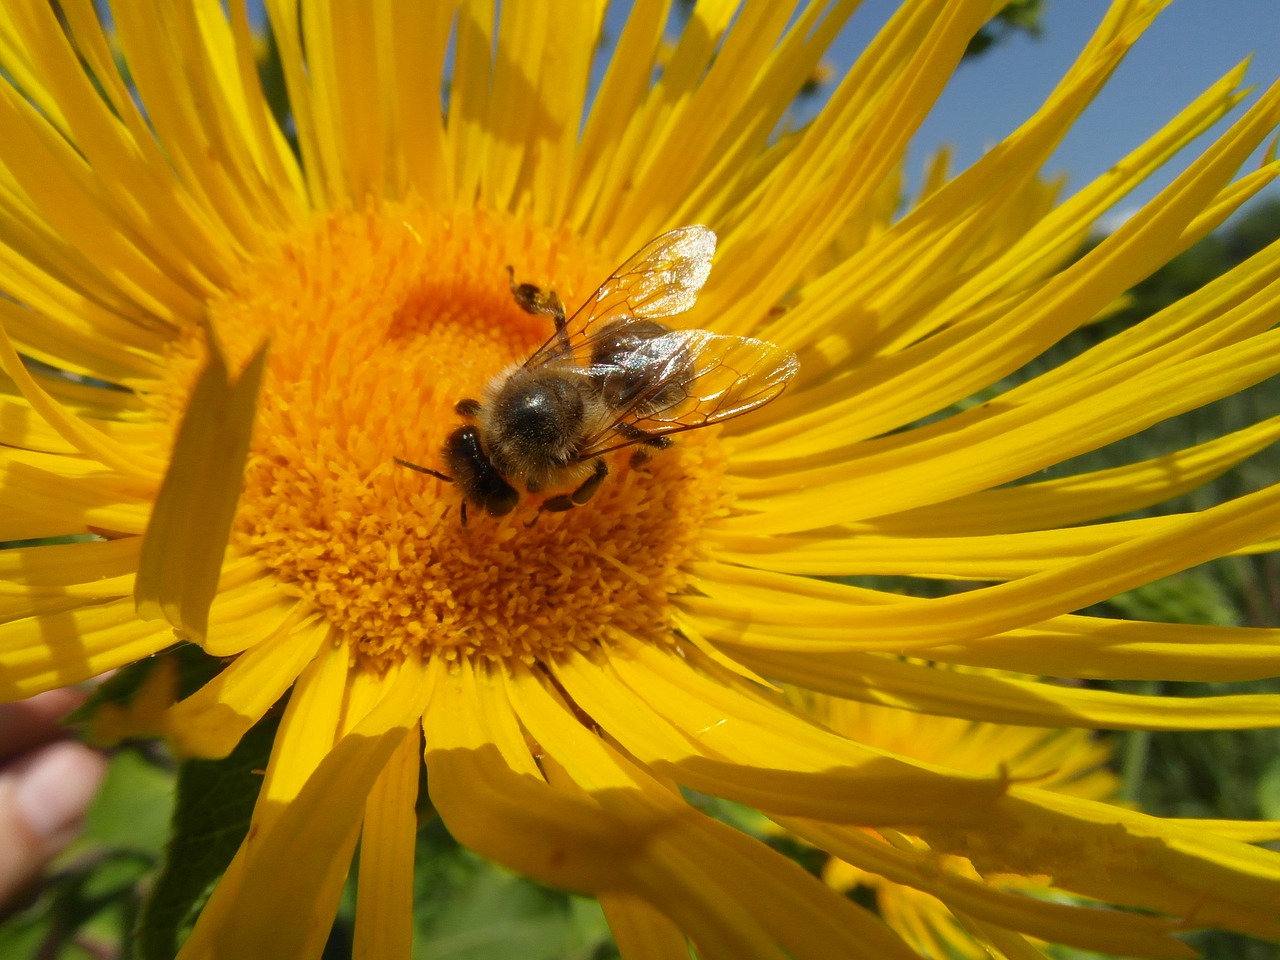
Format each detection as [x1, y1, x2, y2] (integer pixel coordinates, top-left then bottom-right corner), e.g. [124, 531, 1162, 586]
[785, 685, 1121, 959]
[3, 1, 1280, 957]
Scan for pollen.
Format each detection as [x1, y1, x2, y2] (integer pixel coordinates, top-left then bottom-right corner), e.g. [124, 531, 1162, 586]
[166, 205, 728, 663]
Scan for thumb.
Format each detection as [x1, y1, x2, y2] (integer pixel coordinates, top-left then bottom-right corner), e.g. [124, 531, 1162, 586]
[0, 741, 107, 910]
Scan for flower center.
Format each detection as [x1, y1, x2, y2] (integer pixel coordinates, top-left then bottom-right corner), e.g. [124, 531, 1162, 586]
[176, 205, 726, 663]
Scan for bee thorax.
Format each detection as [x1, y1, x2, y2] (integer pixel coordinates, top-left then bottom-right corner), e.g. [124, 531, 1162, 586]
[484, 369, 594, 482]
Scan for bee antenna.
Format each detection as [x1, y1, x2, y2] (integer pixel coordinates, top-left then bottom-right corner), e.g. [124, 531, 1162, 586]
[393, 457, 453, 483]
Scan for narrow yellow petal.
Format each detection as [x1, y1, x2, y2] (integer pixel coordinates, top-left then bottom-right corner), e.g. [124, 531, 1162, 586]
[877, 61, 1254, 355]
[0, 571, 133, 604]
[224, 1, 308, 217]
[553, 645, 1010, 825]
[202, 568, 299, 657]
[0, 597, 173, 700]
[736, 84, 1280, 469]
[380, 2, 454, 205]
[862, 416, 1280, 537]
[445, 0, 497, 212]
[263, 0, 336, 209]
[0, 393, 156, 456]
[423, 659, 635, 891]
[936, 787, 1280, 942]
[179, 658, 428, 960]
[0, 73, 202, 320]
[310, 1, 385, 204]
[723, 648, 1280, 731]
[135, 336, 267, 641]
[668, 0, 863, 233]
[484, 4, 552, 212]
[0, 260, 168, 381]
[0, 313, 163, 481]
[109, 2, 288, 252]
[788, 819, 1193, 959]
[958, 915, 1055, 960]
[723, 28, 1099, 344]
[257, 638, 351, 811]
[700, 0, 993, 328]
[568, 0, 671, 229]
[525, 1, 603, 223]
[0, 537, 140, 584]
[353, 726, 421, 960]
[0, 5, 69, 133]
[507, 662, 924, 960]
[167, 614, 326, 759]
[598, 892, 690, 959]
[586, 0, 742, 238]
[711, 517, 1185, 580]
[689, 482, 1280, 648]
[7, 0, 236, 296]
[937, 615, 1280, 683]
[1170, 820, 1280, 843]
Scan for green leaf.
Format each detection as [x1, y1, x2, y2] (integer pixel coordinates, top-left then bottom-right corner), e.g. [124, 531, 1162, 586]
[137, 711, 279, 960]
[82, 749, 176, 856]
[1105, 570, 1241, 627]
[410, 820, 614, 960]
[1255, 753, 1280, 821]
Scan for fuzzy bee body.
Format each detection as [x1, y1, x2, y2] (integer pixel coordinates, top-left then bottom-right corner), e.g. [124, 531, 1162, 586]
[398, 226, 799, 519]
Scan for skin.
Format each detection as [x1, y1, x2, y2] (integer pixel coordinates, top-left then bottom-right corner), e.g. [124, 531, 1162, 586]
[0, 689, 106, 914]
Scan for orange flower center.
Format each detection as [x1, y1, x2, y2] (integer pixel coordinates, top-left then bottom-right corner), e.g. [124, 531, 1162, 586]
[167, 204, 727, 663]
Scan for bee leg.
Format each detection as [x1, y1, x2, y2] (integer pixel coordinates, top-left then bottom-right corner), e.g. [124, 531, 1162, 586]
[393, 456, 454, 483]
[540, 459, 608, 513]
[505, 266, 571, 357]
[629, 447, 656, 469]
[455, 398, 482, 418]
[572, 459, 609, 504]
[506, 266, 566, 323]
[613, 422, 673, 462]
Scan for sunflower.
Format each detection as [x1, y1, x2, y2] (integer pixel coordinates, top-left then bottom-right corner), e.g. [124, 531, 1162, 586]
[4, 1, 1280, 957]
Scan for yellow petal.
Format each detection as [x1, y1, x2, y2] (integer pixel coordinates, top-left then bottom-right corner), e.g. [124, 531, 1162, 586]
[166, 613, 326, 759]
[553, 644, 1011, 825]
[179, 657, 428, 960]
[936, 615, 1280, 683]
[353, 726, 421, 960]
[722, 647, 1280, 731]
[788, 818, 1193, 959]
[686, 482, 1280, 648]
[135, 334, 267, 641]
[598, 892, 690, 959]
[0, 596, 173, 700]
[0, 311, 163, 481]
[504, 660, 923, 960]
[860, 415, 1280, 537]
[930, 787, 1280, 942]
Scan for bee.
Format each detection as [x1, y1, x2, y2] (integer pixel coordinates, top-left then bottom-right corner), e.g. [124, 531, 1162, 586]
[396, 225, 798, 520]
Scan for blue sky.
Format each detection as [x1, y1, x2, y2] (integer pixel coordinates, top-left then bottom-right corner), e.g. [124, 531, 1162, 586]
[821, 0, 1280, 227]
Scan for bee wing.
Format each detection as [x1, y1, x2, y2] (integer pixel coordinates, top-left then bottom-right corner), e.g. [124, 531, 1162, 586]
[578, 330, 800, 458]
[524, 225, 717, 368]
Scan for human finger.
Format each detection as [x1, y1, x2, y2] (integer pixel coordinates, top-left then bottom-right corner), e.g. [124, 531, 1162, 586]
[0, 740, 107, 909]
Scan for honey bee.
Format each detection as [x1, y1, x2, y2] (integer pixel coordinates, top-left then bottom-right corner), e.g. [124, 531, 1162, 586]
[396, 225, 798, 520]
